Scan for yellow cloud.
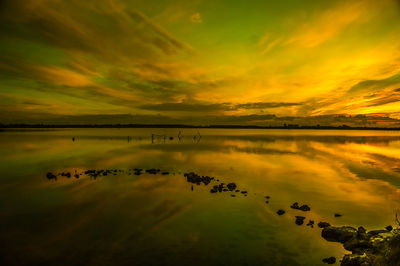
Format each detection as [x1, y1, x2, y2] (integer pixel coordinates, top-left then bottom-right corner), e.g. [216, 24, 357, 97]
[36, 66, 94, 87]
[190, 12, 202, 23]
[286, 1, 371, 48]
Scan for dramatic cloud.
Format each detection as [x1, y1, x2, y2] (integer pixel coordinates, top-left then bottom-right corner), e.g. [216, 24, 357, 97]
[0, 0, 400, 125]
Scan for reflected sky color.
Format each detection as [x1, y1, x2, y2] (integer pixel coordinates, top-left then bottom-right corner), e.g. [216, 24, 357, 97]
[0, 129, 400, 265]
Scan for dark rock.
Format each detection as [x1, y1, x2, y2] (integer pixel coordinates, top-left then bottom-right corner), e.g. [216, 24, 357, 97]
[277, 209, 285, 215]
[265, 196, 270, 199]
[235, 190, 240, 192]
[290, 202, 311, 211]
[341, 253, 371, 266]
[334, 213, 342, 217]
[295, 216, 306, 225]
[231, 195, 236, 197]
[357, 227, 368, 240]
[367, 229, 388, 237]
[343, 237, 372, 252]
[146, 168, 160, 175]
[386, 225, 393, 232]
[321, 226, 357, 243]
[241, 191, 247, 194]
[322, 257, 336, 264]
[46, 172, 56, 180]
[74, 174, 79, 179]
[184, 172, 214, 185]
[318, 222, 331, 228]
[161, 172, 169, 175]
[133, 168, 143, 175]
[358, 226, 366, 234]
[307, 220, 314, 228]
[299, 205, 310, 211]
[227, 183, 237, 191]
[169, 137, 173, 140]
[265, 201, 269, 204]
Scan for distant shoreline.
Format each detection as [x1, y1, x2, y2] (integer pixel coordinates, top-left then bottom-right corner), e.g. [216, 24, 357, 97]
[1, 124, 400, 130]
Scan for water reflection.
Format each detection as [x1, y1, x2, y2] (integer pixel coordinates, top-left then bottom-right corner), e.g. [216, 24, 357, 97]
[0, 129, 400, 265]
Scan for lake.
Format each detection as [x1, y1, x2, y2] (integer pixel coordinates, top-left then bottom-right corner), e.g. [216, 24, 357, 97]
[1, 128, 399, 265]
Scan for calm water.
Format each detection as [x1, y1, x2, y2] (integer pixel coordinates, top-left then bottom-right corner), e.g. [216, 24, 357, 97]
[1, 128, 400, 266]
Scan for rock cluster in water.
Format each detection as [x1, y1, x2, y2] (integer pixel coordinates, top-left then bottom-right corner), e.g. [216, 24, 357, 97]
[45, 167, 399, 265]
[321, 225, 397, 265]
[45, 167, 171, 181]
[184, 172, 214, 186]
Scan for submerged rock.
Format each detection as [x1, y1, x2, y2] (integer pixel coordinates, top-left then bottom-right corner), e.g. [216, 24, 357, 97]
[322, 257, 336, 264]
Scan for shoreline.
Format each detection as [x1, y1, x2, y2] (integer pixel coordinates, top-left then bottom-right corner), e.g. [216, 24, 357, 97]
[2, 124, 400, 131]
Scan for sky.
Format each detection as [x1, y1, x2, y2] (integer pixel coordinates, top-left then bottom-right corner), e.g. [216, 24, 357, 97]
[0, 0, 400, 126]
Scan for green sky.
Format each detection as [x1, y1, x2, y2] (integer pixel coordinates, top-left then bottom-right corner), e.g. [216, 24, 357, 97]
[1, 0, 400, 126]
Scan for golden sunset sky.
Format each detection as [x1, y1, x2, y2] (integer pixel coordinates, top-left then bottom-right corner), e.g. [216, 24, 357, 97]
[1, 0, 400, 126]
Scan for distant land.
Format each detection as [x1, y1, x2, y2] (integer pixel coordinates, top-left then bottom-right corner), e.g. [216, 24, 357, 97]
[1, 124, 400, 130]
